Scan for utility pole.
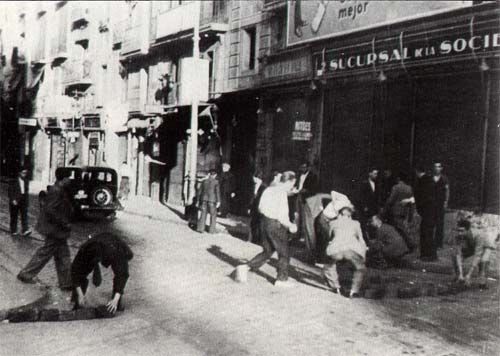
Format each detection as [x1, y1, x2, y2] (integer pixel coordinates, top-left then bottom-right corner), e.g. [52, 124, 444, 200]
[188, 1, 201, 205]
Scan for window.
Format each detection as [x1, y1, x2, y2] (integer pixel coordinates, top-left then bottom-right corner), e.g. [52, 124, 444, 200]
[242, 27, 257, 71]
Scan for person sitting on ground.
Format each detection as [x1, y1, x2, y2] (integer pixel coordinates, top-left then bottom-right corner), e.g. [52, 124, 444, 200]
[323, 198, 368, 298]
[71, 232, 134, 314]
[368, 215, 409, 268]
[452, 218, 499, 289]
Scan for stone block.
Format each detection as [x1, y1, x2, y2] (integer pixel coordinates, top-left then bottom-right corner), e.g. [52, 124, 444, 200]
[39, 309, 60, 322]
[423, 283, 438, 297]
[436, 284, 451, 296]
[74, 307, 96, 320]
[95, 305, 116, 319]
[397, 286, 422, 299]
[7, 307, 40, 323]
[363, 287, 386, 299]
[384, 284, 399, 298]
[58, 310, 77, 322]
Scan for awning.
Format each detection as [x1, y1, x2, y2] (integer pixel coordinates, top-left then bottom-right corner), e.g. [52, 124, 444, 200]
[28, 66, 45, 89]
[127, 118, 150, 129]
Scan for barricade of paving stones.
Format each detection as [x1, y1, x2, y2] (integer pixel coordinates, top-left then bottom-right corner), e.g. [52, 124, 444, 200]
[361, 274, 471, 300]
[2, 305, 116, 323]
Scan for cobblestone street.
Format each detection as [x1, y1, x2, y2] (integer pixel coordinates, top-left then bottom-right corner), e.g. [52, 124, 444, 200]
[0, 185, 498, 356]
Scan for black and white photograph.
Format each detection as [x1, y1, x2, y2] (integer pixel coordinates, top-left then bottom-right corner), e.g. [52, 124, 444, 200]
[0, 1, 499, 355]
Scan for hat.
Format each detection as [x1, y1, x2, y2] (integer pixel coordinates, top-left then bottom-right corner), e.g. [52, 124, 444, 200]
[334, 199, 354, 213]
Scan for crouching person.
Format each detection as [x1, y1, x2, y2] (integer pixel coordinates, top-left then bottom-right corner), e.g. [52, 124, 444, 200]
[71, 233, 133, 314]
[323, 200, 368, 298]
[368, 215, 409, 268]
[452, 219, 499, 289]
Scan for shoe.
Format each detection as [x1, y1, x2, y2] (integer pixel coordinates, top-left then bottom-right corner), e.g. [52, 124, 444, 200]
[479, 283, 489, 290]
[331, 287, 340, 294]
[22, 229, 32, 237]
[60, 285, 73, 291]
[17, 274, 37, 284]
[11, 231, 19, 237]
[274, 280, 295, 287]
[350, 292, 362, 299]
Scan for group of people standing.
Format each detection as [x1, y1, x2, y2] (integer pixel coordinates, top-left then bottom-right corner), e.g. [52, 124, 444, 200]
[231, 161, 456, 298]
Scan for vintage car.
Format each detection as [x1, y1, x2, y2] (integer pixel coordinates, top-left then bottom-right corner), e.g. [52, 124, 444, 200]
[55, 166, 119, 219]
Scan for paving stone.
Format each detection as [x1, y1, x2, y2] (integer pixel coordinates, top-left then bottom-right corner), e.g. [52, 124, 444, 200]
[7, 307, 40, 322]
[58, 310, 77, 322]
[95, 305, 116, 319]
[397, 286, 423, 299]
[74, 307, 97, 320]
[39, 309, 60, 322]
[363, 287, 386, 299]
[423, 283, 438, 297]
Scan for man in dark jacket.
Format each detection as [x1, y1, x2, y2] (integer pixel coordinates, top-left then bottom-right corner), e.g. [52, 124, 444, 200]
[197, 170, 221, 234]
[358, 167, 380, 241]
[383, 172, 418, 252]
[368, 215, 409, 267]
[71, 233, 133, 314]
[9, 167, 31, 236]
[219, 163, 235, 218]
[17, 169, 73, 289]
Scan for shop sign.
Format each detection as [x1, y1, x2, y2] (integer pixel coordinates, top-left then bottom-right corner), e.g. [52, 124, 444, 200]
[292, 120, 312, 141]
[19, 118, 38, 126]
[313, 28, 500, 76]
[287, 0, 472, 46]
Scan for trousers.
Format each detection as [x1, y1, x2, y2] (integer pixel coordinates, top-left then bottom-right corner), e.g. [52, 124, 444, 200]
[18, 234, 72, 288]
[197, 201, 217, 233]
[10, 199, 29, 233]
[247, 216, 290, 281]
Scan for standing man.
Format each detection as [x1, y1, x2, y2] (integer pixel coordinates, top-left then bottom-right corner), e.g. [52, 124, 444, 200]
[239, 171, 298, 286]
[196, 170, 221, 234]
[383, 172, 418, 252]
[293, 162, 319, 261]
[429, 162, 450, 249]
[17, 169, 73, 290]
[9, 167, 31, 237]
[219, 163, 235, 218]
[118, 161, 131, 201]
[358, 167, 380, 241]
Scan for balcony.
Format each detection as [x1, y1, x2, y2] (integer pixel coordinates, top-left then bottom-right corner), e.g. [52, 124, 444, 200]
[62, 59, 93, 89]
[113, 19, 127, 45]
[71, 6, 89, 27]
[152, 1, 228, 45]
[263, 0, 286, 11]
[200, 0, 229, 31]
[50, 35, 69, 61]
[121, 23, 149, 56]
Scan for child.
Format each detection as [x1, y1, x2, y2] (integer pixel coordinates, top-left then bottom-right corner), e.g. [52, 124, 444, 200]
[323, 199, 368, 298]
[452, 218, 499, 289]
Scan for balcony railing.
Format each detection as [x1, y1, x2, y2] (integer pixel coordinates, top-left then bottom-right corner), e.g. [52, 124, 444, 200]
[155, 2, 198, 40]
[62, 59, 92, 86]
[200, 0, 229, 27]
[121, 23, 148, 55]
[113, 19, 127, 45]
[71, 6, 89, 26]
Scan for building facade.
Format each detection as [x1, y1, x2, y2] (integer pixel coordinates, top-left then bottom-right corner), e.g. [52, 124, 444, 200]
[1, 0, 498, 214]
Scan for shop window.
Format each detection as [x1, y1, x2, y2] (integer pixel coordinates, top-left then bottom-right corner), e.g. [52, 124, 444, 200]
[242, 26, 257, 71]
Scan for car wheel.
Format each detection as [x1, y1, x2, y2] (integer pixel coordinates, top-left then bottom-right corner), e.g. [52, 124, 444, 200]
[91, 185, 113, 207]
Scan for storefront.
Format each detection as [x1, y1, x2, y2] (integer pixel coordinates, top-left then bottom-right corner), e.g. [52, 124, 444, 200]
[258, 46, 317, 179]
[306, 2, 499, 213]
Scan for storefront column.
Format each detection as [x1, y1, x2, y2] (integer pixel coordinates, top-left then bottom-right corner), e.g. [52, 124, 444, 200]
[480, 70, 491, 211]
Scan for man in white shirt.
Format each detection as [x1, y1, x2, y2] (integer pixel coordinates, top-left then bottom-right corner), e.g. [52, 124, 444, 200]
[240, 171, 298, 286]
